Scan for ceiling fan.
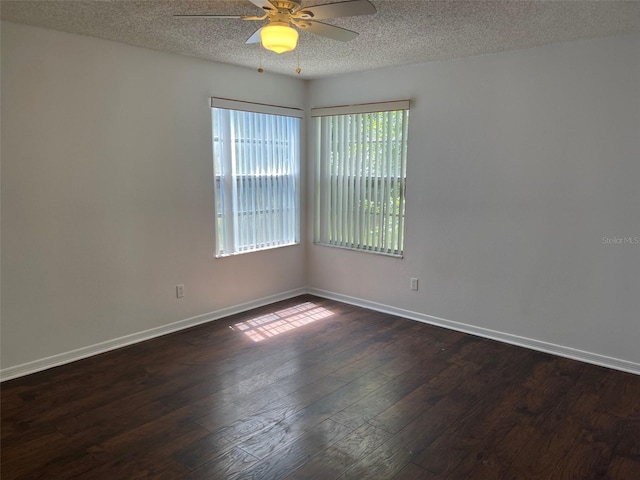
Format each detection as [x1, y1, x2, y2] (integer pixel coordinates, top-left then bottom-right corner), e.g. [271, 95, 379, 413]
[174, 0, 377, 54]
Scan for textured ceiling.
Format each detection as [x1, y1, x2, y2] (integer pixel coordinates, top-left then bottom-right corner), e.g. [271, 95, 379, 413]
[2, 0, 639, 78]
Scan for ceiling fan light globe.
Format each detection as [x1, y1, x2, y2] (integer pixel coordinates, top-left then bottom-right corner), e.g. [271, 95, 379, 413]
[260, 22, 298, 54]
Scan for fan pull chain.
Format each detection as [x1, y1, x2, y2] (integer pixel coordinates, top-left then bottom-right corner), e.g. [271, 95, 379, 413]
[295, 47, 301, 75]
[258, 45, 264, 73]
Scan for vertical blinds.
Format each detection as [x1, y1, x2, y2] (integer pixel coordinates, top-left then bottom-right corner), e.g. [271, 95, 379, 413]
[313, 100, 410, 256]
[211, 98, 301, 257]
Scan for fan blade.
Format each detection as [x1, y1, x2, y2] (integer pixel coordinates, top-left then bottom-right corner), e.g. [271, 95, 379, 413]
[295, 20, 358, 42]
[248, 0, 276, 12]
[245, 27, 263, 44]
[174, 14, 266, 20]
[174, 14, 243, 19]
[298, 0, 376, 20]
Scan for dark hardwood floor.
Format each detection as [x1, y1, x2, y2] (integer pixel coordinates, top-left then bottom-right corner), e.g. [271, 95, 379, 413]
[2, 295, 639, 479]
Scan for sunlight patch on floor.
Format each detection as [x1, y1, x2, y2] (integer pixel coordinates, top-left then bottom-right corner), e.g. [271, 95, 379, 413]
[232, 302, 334, 342]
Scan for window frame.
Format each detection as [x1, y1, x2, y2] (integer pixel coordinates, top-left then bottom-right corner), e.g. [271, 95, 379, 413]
[211, 97, 303, 258]
[312, 100, 410, 257]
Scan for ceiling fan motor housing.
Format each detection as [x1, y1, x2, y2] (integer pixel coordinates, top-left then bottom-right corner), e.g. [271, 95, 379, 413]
[267, 1, 302, 13]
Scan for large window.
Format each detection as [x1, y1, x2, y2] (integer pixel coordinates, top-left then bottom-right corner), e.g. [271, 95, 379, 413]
[313, 101, 410, 257]
[212, 98, 302, 257]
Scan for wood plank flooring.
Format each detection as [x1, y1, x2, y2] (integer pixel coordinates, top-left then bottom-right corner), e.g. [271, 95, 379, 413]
[2, 295, 639, 479]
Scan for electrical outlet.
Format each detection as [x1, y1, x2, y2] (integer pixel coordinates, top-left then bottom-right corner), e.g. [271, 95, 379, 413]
[176, 284, 184, 298]
[410, 278, 419, 291]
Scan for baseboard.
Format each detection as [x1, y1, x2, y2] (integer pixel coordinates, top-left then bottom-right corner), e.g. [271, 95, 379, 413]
[307, 288, 640, 376]
[4, 286, 638, 381]
[0, 288, 308, 382]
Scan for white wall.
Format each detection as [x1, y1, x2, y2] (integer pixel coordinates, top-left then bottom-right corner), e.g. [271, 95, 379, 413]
[2, 21, 638, 377]
[1, 22, 307, 371]
[307, 34, 640, 369]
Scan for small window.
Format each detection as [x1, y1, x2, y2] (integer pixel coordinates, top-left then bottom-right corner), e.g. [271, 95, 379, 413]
[211, 98, 302, 257]
[313, 101, 410, 257]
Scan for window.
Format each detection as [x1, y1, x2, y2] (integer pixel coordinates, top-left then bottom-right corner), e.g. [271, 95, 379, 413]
[313, 101, 410, 257]
[211, 98, 302, 257]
